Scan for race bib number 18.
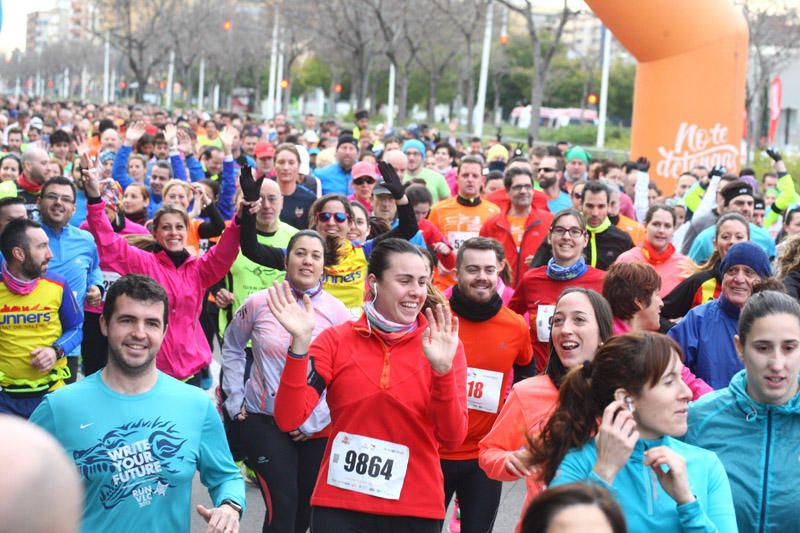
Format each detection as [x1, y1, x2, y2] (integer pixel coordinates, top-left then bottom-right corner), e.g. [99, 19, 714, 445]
[328, 432, 409, 500]
[466, 367, 504, 413]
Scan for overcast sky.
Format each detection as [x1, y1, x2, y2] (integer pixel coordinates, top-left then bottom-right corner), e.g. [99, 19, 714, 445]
[0, 0, 54, 55]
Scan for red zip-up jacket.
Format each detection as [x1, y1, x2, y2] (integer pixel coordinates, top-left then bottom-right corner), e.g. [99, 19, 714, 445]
[274, 313, 468, 519]
[480, 206, 553, 287]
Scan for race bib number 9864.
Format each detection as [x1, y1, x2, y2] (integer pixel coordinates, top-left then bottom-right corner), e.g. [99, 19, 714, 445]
[328, 432, 409, 500]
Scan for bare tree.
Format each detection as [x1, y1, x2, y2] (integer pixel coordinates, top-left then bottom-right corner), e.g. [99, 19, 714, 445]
[415, 13, 460, 123]
[431, 0, 484, 132]
[497, 0, 574, 142]
[92, 0, 178, 102]
[168, 2, 225, 104]
[741, 3, 800, 157]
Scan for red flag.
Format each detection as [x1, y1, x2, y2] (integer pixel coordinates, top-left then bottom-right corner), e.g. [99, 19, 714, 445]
[768, 77, 782, 145]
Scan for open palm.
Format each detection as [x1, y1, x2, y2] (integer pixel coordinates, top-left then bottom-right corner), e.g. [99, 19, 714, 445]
[265, 281, 316, 346]
[422, 304, 459, 374]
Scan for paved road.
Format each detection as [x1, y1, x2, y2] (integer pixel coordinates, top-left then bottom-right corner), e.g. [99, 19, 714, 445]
[190, 352, 527, 532]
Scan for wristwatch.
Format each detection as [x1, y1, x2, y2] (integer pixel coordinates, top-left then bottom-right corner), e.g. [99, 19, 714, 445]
[52, 345, 66, 359]
[221, 499, 242, 518]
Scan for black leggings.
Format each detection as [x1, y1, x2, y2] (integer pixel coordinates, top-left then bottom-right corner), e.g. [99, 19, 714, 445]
[82, 311, 108, 376]
[241, 413, 327, 533]
[441, 458, 502, 533]
[310, 506, 440, 533]
[218, 348, 254, 463]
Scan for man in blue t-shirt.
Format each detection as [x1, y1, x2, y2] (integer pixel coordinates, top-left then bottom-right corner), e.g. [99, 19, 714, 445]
[31, 274, 245, 533]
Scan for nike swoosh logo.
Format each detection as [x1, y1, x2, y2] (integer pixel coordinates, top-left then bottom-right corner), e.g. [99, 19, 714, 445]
[80, 423, 93, 429]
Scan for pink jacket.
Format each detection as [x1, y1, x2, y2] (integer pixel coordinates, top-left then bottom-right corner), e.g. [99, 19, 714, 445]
[614, 246, 690, 297]
[86, 201, 241, 379]
[80, 216, 149, 314]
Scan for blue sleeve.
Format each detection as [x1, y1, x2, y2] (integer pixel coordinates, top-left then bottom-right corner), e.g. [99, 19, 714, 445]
[186, 155, 205, 182]
[29, 396, 57, 435]
[89, 244, 103, 291]
[198, 398, 246, 512]
[170, 152, 187, 182]
[218, 158, 236, 221]
[676, 456, 736, 532]
[112, 145, 133, 189]
[668, 314, 698, 370]
[56, 278, 84, 354]
[409, 230, 426, 247]
[687, 233, 712, 264]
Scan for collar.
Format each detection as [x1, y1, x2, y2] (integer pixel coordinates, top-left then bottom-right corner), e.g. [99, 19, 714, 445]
[456, 194, 482, 207]
[154, 245, 191, 268]
[586, 217, 611, 234]
[17, 173, 43, 194]
[449, 285, 503, 322]
[718, 295, 742, 319]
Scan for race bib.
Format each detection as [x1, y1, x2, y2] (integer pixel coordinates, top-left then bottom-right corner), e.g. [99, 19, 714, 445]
[448, 231, 479, 251]
[536, 304, 556, 342]
[466, 367, 504, 413]
[101, 271, 121, 302]
[328, 432, 409, 500]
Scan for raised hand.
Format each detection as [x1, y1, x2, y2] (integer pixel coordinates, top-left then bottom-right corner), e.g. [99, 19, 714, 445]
[708, 164, 726, 179]
[264, 281, 316, 354]
[176, 128, 193, 155]
[644, 446, 695, 505]
[377, 160, 406, 200]
[591, 400, 639, 484]
[164, 124, 178, 146]
[82, 168, 102, 198]
[766, 147, 782, 162]
[125, 121, 147, 145]
[239, 165, 263, 202]
[422, 303, 459, 374]
[220, 126, 237, 155]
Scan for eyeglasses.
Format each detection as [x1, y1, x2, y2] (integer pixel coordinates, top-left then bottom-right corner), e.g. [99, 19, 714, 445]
[317, 211, 350, 223]
[352, 177, 376, 186]
[551, 226, 584, 238]
[510, 184, 534, 192]
[42, 193, 75, 204]
[537, 167, 557, 173]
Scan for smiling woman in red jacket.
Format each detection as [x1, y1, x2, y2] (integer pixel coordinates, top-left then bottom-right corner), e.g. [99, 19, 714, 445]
[269, 238, 467, 533]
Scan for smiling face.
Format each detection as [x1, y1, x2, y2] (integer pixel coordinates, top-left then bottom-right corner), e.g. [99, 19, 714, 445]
[149, 167, 171, 196]
[152, 212, 188, 252]
[285, 236, 325, 291]
[163, 184, 190, 209]
[128, 158, 146, 181]
[715, 219, 748, 259]
[551, 292, 602, 369]
[456, 248, 499, 305]
[369, 251, 430, 325]
[347, 205, 369, 242]
[101, 294, 165, 375]
[122, 186, 148, 215]
[548, 214, 588, 266]
[434, 147, 452, 169]
[629, 353, 692, 439]
[721, 265, 760, 308]
[737, 313, 800, 406]
[645, 209, 675, 252]
[0, 157, 20, 181]
[314, 199, 349, 238]
[38, 183, 77, 229]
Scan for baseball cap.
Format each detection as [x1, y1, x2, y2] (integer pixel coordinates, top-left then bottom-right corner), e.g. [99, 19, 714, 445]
[254, 142, 275, 158]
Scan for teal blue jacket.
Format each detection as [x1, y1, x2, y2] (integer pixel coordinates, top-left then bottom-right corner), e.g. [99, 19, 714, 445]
[685, 370, 800, 533]
[551, 436, 737, 532]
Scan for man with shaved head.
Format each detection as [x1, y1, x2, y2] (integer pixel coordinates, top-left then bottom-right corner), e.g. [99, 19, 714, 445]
[18, 146, 51, 220]
[0, 414, 82, 533]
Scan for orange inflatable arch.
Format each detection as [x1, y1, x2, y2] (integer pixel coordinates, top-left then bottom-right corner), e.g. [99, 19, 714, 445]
[586, 0, 749, 194]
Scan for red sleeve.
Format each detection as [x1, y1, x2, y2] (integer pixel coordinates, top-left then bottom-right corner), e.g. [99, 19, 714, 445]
[508, 280, 528, 316]
[426, 341, 468, 450]
[274, 327, 335, 432]
[420, 219, 456, 270]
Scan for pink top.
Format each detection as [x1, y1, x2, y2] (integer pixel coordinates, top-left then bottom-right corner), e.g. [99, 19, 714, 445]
[615, 246, 690, 297]
[612, 318, 713, 400]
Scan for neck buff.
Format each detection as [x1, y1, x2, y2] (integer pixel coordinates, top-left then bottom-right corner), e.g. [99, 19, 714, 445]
[586, 217, 611, 268]
[449, 284, 502, 322]
[363, 299, 418, 343]
[641, 240, 676, 266]
[17, 173, 43, 194]
[289, 280, 323, 301]
[2, 261, 39, 295]
[456, 194, 482, 207]
[547, 256, 588, 281]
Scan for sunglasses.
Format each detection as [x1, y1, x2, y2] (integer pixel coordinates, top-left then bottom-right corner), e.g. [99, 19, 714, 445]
[317, 211, 350, 223]
[353, 177, 376, 186]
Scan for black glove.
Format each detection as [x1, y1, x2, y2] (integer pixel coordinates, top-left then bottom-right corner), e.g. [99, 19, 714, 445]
[377, 161, 406, 200]
[239, 165, 263, 202]
[709, 164, 726, 179]
[766, 147, 782, 162]
[635, 156, 650, 173]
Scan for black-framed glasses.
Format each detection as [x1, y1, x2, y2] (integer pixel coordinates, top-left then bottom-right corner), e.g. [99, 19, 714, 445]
[42, 193, 75, 204]
[353, 177, 376, 186]
[551, 226, 584, 238]
[317, 211, 350, 223]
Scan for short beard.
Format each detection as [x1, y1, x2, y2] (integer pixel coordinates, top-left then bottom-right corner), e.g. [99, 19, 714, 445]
[539, 177, 557, 189]
[20, 255, 44, 279]
[107, 345, 157, 377]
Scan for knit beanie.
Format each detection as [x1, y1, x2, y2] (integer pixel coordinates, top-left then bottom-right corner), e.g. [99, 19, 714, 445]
[402, 139, 426, 159]
[337, 134, 358, 150]
[720, 242, 771, 278]
[487, 144, 510, 163]
[565, 146, 590, 165]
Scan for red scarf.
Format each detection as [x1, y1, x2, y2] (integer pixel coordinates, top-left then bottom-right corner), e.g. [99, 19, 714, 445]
[17, 173, 43, 194]
[641, 240, 675, 266]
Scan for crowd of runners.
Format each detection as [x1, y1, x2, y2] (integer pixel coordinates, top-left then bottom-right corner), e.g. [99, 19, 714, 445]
[0, 95, 797, 533]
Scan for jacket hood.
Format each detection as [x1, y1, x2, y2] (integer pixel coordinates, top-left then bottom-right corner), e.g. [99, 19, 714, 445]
[727, 369, 800, 419]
